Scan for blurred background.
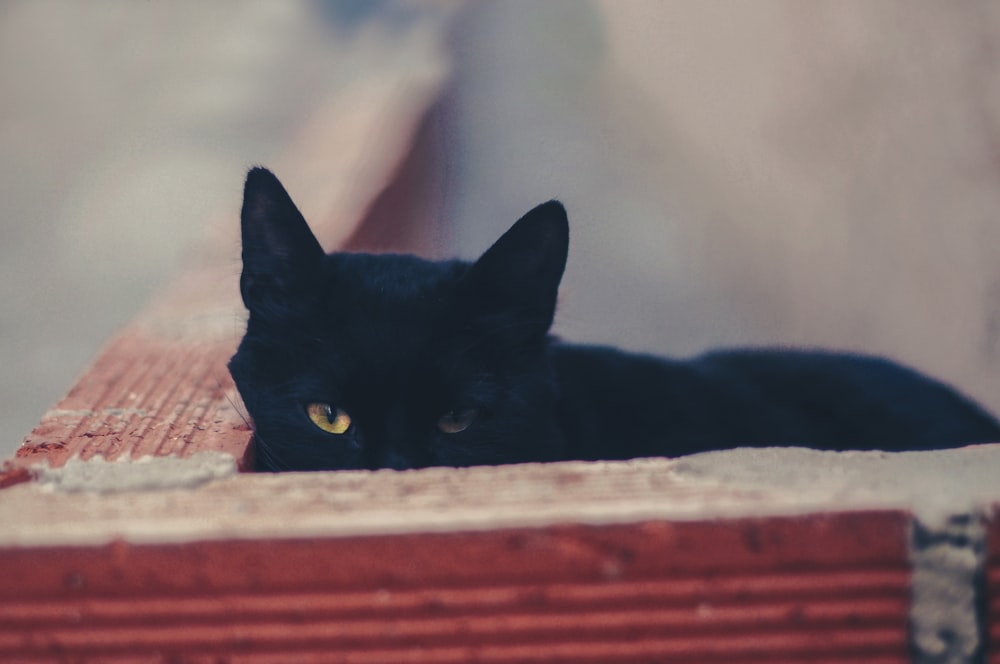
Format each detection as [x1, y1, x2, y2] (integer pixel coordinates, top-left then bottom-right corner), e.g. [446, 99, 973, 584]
[4, 1, 1000, 460]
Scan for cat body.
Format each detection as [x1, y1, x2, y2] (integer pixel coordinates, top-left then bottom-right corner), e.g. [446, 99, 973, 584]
[229, 168, 1000, 472]
[553, 345, 1000, 460]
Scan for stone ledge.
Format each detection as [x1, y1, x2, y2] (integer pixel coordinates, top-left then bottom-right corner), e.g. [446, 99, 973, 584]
[0, 454, 922, 546]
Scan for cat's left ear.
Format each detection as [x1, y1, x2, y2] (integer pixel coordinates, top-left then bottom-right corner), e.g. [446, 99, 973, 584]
[463, 200, 569, 343]
[239, 167, 324, 315]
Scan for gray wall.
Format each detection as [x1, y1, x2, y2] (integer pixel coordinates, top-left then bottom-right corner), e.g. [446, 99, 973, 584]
[441, 1, 1000, 418]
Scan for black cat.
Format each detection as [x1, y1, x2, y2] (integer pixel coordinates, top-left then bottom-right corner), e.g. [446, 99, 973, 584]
[229, 168, 1000, 471]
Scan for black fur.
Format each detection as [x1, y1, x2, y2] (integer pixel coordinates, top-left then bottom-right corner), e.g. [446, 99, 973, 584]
[229, 168, 1000, 471]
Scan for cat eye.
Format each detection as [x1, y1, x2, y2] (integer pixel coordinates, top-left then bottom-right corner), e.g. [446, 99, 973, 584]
[437, 408, 478, 434]
[306, 403, 353, 435]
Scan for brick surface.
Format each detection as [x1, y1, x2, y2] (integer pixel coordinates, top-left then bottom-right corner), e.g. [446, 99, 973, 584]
[1, 454, 922, 662]
[10, 268, 250, 474]
[0, 511, 910, 663]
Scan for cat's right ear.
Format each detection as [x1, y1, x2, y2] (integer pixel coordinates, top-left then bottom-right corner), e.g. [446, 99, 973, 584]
[239, 167, 324, 315]
[463, 200, 569, 346]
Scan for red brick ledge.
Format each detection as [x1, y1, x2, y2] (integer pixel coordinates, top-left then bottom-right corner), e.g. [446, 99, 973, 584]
[0, 518, 909, 662]
[1, 460, 912, 663]
[1, 453, 999, 661]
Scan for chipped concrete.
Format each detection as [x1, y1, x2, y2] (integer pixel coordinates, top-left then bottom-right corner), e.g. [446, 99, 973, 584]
[0, 457, 772, 547]
[1, 447, 997, 545]
[910, 514, 986, 664]
[673, 445, 1000, 525]
[34, 452, 236, 494]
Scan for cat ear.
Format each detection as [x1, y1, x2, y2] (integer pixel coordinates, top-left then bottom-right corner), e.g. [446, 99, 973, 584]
[239, 167, 324, 314]
[464, 200, 569, 344]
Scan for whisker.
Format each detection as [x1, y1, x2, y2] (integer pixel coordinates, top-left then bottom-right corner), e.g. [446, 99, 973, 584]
[218, 378, 253, 431]
[251, 431, 289, 472]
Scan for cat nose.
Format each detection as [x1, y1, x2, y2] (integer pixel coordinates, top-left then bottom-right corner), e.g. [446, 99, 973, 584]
[363, 443, 426, 471]
[360, 410, 429, 470]
[372, 448, 414, 471]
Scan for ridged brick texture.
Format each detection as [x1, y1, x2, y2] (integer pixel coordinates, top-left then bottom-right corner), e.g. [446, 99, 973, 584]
[10, 269, 251, 475]
[0, 512, 910, 663]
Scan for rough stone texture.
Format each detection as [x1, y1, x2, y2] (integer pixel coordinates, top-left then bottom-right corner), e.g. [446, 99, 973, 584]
[35, 452, 237, 494]
[675, 446, 1000, 526]
[910, 514, 987, 664]
[0, 457, 902, 547]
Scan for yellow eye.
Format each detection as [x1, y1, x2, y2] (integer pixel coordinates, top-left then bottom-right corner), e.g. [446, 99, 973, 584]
[437, 408, 478, 434]
[306, 403, 352, 435]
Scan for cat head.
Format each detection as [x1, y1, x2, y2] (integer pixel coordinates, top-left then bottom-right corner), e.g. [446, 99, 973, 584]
[228, 167, 569, 471]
